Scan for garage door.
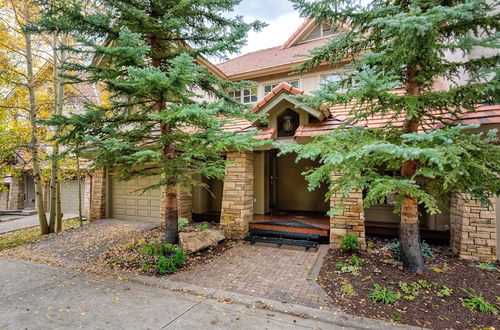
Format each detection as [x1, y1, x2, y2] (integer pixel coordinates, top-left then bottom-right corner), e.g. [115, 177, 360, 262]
[111, 176, 161, 222]
[60, 180, 84, 214]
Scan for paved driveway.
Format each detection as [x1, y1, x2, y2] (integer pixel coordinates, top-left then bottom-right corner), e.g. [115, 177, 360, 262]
[172, 244, 331, 308]
[0, 213, 78, 234]
[0, 258, 410, 330]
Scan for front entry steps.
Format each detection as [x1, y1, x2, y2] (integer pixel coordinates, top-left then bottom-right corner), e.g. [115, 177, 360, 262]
[0, 209, 37, 216]
[245, 228, 320, 251]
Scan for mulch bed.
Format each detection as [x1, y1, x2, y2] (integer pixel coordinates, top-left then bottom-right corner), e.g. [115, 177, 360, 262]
[317, 237, 500, 329]
[93, 226, 238, 276]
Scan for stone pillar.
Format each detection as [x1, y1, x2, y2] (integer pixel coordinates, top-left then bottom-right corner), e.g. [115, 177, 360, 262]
[450, 194, 497, 261]
[177, 188, 192, 221]
[329, 174, 366, 249]
[8, 177, 24, 210]
[83, 175, 92, 217]
[0, 190, 8, 210]
[90, 169, 107, 220]
[220, 151, 253, 239]
[159, 187, 193, 225]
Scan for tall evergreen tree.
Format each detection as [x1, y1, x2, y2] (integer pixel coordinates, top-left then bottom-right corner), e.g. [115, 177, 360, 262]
[37, 0, 266, 243]
[282, 0, 500, 272]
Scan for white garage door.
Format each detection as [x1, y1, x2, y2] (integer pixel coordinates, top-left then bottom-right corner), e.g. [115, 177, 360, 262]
[60, 180, 84, 214]
[111, 176, 161, 222]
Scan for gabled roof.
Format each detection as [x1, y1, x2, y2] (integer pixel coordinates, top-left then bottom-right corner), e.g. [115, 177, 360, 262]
[251, 82, 328, 122]
[216, 38, 329, 78]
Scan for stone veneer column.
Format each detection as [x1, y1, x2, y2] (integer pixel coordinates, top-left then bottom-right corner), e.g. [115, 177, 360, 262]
[0, 190, 8, 210]
[83, 175, 92, 217]
[8, 177, 24, 210]
[90, 169, 107, 220]
[220, 151, 253, 239]
[159, 187, 193, 225]
[329, 174, 366, 249]
[450, 194, 497, 261]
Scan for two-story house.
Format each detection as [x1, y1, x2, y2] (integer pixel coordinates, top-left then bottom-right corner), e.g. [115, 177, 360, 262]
[47, 20, 499, 261]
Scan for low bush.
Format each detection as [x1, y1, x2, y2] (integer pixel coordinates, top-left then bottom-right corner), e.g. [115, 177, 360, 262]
[387, 240, 434, 259]
[368, 284, 399, 304]
[178, 218, 189, 231]
[141, 243, 186, 275]
[436, 285, 453, 297]
[340, 234, 359, 253]
[341, 280, 355, 297]
[461, 289, 498, 314]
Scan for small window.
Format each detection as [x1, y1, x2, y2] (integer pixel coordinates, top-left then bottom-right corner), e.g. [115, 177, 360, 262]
[229, 88, 257, 104]
[243, 87, 257, 104]
[264, 80, 300, 95]
[264, 83, 279, 94]
[321, 74, 342, 84]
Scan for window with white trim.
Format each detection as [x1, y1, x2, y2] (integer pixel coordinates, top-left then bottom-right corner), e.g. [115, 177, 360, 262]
[320, 74, 342, 84]
[228, 87, 257, 104]
[263, 80, 299, 94]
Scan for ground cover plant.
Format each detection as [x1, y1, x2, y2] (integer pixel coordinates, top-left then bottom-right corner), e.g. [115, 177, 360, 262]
[0, 218, 85, 251]
[94, 227, 237, 276]
[316, 237, 500, 328]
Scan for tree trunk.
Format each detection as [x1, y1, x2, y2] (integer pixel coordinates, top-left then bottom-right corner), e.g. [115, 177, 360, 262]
[56, 181, 62, 232]
[400, 66, 426, 273]
[149, 30, 178, 244]
[24, 31, 49, 235]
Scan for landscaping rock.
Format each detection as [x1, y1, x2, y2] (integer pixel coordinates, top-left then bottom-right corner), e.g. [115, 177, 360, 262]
[179, 229, 225, 254]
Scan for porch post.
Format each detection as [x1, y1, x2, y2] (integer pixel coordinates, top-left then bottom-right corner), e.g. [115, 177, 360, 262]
[450, 194, 497, 261]
[329, 173, 366, 249]
[8, 176, 24, 210]
[220, 151, 253, 239]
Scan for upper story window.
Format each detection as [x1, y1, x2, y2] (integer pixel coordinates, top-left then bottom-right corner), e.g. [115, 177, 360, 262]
[302, 23, 334, 42]
[229, 87, 257, 104]
[320, 74, 342, 84]
[263, 80, 299, 94]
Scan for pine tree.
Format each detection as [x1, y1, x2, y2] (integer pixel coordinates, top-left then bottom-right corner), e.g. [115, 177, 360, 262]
[284, 0, 499, 272]
[37, 0, 266, 243]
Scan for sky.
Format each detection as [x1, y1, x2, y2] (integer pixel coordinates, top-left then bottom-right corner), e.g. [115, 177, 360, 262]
[227, 0, 304, 59]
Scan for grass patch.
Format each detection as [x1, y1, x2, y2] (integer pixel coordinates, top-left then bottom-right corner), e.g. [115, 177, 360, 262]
[0, 218, 84, 251]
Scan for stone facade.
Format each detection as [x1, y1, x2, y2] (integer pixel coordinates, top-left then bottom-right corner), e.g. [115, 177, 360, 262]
[83, 175, 92, 217]
[220, 151, 253, 239]
[8, 177, 24, 210]
[329, 174, 366, 249]
[90, 169, 107, 220]
[0, 190, 8, 210]
[159, 187, 193, 225]
[450, 194, 497, 261]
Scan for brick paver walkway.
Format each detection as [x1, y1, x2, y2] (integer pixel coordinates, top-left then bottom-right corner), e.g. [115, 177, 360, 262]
[171, 243, 331, 308]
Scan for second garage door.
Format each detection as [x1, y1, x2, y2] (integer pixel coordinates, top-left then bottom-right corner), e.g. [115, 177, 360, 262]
[111, 176, 161, 222]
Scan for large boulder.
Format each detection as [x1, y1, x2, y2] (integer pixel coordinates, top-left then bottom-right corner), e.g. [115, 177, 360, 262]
[179, 229, 225, 255]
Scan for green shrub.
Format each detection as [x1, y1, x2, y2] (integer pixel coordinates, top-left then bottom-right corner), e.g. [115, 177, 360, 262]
[350, 254, 362, 267]
[178, 218, 189, 231]
[387, 240, 434, 259]
[368, 284, 399, 304]
[436, 285, 453, 297]
[340, 234, 359, 253]
[196, 223, 210, 231]
[341, 280, 355, 297]
[340, 265, 360, 276]
[335, 262, 344, 270]
[141, 243, 186, 275]
[399, 281, 421, 300]
[461, 289, 498, 314]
